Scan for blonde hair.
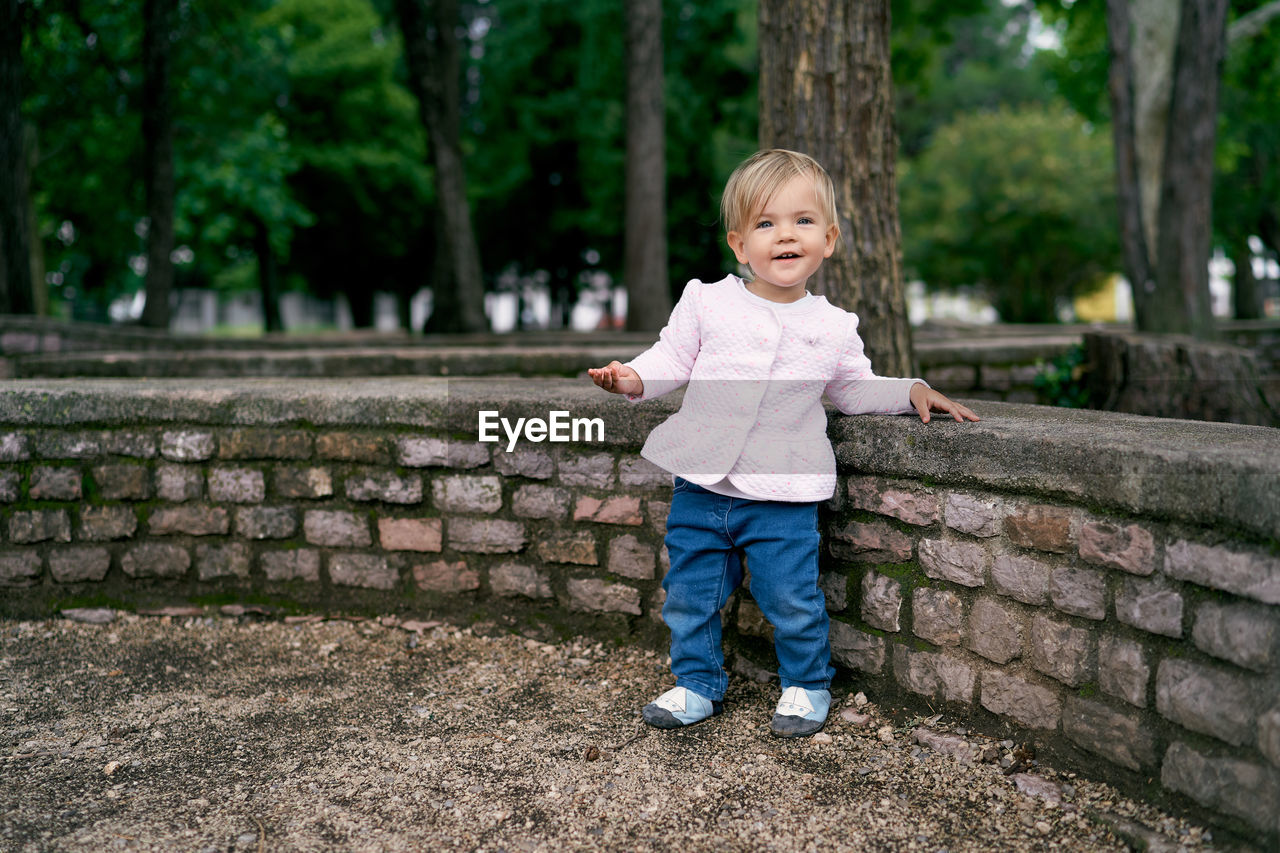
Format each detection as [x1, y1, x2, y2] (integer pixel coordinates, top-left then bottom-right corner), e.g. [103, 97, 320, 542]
[720, 149, 839, 236]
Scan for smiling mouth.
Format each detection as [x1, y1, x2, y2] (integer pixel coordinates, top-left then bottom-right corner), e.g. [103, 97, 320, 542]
[774, 252, 800, 260]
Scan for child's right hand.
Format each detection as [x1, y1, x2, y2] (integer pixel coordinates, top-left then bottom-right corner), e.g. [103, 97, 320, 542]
[588, 361, 644, 396]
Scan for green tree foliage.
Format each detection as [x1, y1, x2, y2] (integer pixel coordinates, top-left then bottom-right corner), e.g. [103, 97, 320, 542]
[899, 104, 1120, 323]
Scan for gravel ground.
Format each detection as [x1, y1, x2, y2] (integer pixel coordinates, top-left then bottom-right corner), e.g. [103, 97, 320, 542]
[1, 611, 1228, 852]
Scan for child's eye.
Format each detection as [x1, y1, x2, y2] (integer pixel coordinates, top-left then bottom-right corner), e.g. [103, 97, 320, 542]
[798, 217, 814, 225]
[755, 220, 772, 229]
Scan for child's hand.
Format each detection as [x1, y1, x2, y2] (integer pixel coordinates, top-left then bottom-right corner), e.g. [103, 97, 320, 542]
[589, 361, 644, 396]
[910, 382, 980, 424]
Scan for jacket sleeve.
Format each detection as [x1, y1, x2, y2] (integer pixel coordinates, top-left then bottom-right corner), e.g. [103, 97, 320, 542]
[824, 312, 925, 415]
[622, 279, 703, 401]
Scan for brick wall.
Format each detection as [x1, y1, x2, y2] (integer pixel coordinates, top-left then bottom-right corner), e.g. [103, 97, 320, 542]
[0, 377, 1277, 842]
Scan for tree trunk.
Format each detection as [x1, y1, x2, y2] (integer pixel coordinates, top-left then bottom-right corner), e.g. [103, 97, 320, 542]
[758, 0, 913, 376]
[140, 0, 176, 330]
[252, 216, 283, 333]
[1105, 0, 1227, 338]
[623, 0, 670, 332]
[1231, 241, 1262, 321]
[0, 0, 35, 315]
[396, 0, 487, 334]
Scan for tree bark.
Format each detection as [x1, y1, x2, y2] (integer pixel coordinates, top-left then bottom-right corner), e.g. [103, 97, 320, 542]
[1150, 0, 1226, 338]
[252, 216, 283, 333]
[1231, 241, 1261, 320]
[1105, 0, 1227, 338]
[0, 0, 35, 315]
[623, 0, 670, 332]
[396, 0, 487, 334]
[140, 0, 177, 330]
[758, 0, 913, 376]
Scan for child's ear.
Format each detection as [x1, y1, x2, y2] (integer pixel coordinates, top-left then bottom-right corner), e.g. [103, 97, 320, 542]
[726, 231, 749, 264]
[823, 223, 838, 258]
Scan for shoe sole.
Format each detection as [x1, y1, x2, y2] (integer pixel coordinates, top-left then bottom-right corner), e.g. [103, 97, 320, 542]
[769, 713, 826, 738]
[642, 702, 723, 730]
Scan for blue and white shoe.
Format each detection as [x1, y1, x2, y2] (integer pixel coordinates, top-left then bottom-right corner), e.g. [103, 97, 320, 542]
[641, 686, 723, 729]
[770, 686, 831, 738]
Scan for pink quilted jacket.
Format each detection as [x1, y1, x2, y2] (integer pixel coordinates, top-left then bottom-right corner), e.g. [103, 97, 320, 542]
[625, 275, 921, 501]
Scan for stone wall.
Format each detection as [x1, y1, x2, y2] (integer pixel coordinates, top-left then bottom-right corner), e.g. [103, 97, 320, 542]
[0, 377, 1277, 843]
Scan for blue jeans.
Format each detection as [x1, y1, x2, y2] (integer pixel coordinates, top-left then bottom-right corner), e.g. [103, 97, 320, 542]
[661, 478, 834, 702]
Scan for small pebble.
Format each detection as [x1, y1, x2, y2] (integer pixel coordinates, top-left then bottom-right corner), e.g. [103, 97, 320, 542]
[811, 733, 832, 745]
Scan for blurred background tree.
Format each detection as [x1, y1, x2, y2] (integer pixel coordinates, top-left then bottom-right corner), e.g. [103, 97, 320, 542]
[9, 0, 1278, 332]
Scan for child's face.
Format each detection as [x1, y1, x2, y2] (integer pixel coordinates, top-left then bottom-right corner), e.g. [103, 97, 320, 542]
[726, 174, 837, 303]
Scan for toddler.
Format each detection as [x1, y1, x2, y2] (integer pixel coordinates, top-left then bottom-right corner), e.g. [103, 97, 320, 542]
[590, 149, 978, 737]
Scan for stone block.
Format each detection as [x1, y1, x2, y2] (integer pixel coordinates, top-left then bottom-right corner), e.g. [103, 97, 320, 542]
[30, 467, 83, 500]
[377, 517, 443, 552]
[1078, 521, 1155, 576]
[35, 432, 100, 459]
[260, 549, 320, 583]
[78, 505, 137, 542]
[648, 500, 669, 539]
[148, 505, 229, 537]
[512, 485, 570, 519]
[619, 456, 669, 488]
[846, 476, 940, 526]
[49, 546, 111, 583]
[492, 447, 554, 480]
[1115, 575, 1184, 638]
[273, 467, 333, 500]
[608, 534, 655, 579]
[0, 551, 43, 587]
[155, 465, 203, 502]
[566, 578, 641, 615]
[235, 506, 298, 540]
[535, 531, 597, 565]
[161, 430, 215, 462]
[218, 429, 312, 460]
[93, 464, 151, 500]
[490, 562, 553, 599]
[1156, 659, 1263, 747]
[991, 553, 1050, 605]
[102, 431, 157, 458]
[1098, 634, 1149, 708]
[0, 470, 19, 502]
[737, 599, 774, 639]
[9, 509, 71, 543]
[979, 670, 1062, 729]
[1192, 601, 1279, 672]
[303, 510, 371, 547]
[397, 436, 488, 469]
[829, 621, 886, 674]
[967, 597, 1023, 664]
[829, 520, 913, 563]
[1164, 539, 1280, 605]
[1062, 696, 1156, 771]
[1259, 706, 1280, 768]
[1029, 614, 1095, 686]
[574, 495, 643, 526]
[345, 470, 423, 504]
[1003, 504, 1074, 553]
[430, 475, 501, 514]
[1048, 564, 1106, 621]
[122, 543, 190, 579]
[329, 553, 397, 590]
[819, 571, 848, 612]
[892, 644, 976, 704]
[196, 542, 251, 581]
[207, 467, 266, 503]
[316, 432, 388, 463]
[918, 538, 987, 587]
[1161, 742, 1280, 836]
[413, 559, 480, 593]
[558, 453, 616, 488]
[0, 433, 30, 461]
[912, 587, 964, 646]
[448, 518, 526, 554]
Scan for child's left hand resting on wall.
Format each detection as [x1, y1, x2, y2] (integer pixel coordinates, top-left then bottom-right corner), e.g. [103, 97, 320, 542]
[909, 382, 981, 424]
